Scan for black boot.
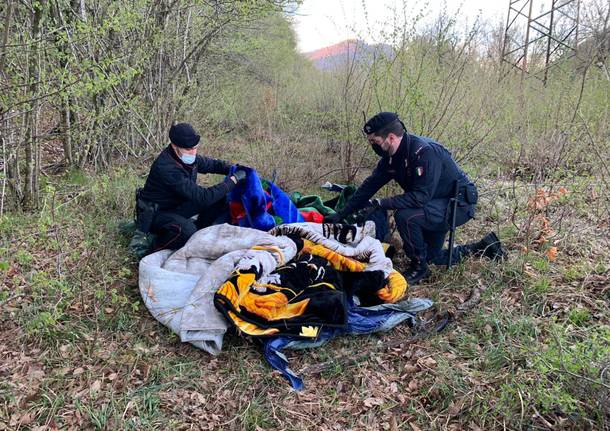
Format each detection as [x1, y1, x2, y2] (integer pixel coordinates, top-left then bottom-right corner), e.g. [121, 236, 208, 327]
[404, 259, 431, 285]
[471, 232, 507, 261]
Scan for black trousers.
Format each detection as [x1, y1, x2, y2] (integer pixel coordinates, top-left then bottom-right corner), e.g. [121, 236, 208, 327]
[394, 198, 475, 265]
[150, 199, 230, 251]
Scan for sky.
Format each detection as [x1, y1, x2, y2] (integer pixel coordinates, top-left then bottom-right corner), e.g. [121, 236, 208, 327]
[292, 0, 511, 52]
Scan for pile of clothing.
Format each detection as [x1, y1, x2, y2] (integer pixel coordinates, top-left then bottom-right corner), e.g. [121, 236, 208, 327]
[227, 166, 304, 230]
[226, 166, 389, 241]
[139, 222, 432, 389]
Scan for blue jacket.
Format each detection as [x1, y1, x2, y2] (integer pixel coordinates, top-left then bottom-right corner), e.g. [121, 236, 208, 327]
[342, 134, 473, 222]
[140, 146, 235, 211]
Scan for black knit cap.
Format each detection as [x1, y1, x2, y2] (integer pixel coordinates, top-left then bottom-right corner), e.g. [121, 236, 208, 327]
[169, 123, 200, 148]
[363, 112, 400, 135]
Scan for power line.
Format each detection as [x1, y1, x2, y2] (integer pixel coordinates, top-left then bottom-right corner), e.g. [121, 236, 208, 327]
[500, 0, 581, 85]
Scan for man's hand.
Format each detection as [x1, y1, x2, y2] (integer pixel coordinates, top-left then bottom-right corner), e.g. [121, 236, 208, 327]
[368, 198, 382, 208]
[231, 169, 247, 184]
[324, 212, 344, 224]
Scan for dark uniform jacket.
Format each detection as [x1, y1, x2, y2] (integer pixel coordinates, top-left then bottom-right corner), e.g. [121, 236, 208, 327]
[140, 145, 235, 211]
[342, 133, 476, 225]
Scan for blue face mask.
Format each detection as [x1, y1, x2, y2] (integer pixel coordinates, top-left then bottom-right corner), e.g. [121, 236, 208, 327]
[181, 154, 196, 165]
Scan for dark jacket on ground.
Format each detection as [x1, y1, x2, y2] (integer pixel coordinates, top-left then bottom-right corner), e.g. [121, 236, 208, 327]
[341, 133, 472, 221]
[140, 145, 235, 211]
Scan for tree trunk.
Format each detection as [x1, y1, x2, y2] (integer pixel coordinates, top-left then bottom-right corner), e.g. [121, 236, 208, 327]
[0, 1, 14, 77]
[23, 3, 42, 209]
[60, 96, 74, 165]
[50, 0, 75, 166]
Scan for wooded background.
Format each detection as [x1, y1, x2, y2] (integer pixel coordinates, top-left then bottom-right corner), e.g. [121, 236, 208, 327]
[0, 1, 609, 429]
[1, 0, 608, 212]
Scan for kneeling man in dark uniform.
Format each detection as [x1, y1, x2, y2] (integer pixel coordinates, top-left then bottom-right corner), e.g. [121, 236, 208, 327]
[324, 112, 505, 284]
[137, 123, 247, 251]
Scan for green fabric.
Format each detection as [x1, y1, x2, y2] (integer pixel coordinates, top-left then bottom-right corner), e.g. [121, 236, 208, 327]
[302, 196, 334, 215]
[289, 191, 302, 204]
[290, 193, 334, 216]
[291, 186, 357, 216]
[296, 206, 319, 214]
[334, 185, 357, 214]
[290, 185, 360, 223]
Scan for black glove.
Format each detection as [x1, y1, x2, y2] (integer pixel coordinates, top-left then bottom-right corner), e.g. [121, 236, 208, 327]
[367, 198, 382, 208]
[324, 212, 344, 224]
[232, 169, 247, 183]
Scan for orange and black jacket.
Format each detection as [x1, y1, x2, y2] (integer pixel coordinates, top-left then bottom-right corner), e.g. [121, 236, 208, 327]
[214, 238, 407, 339]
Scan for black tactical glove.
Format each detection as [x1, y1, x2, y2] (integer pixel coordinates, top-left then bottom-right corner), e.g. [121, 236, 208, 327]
[232, 169, 247, 183]
[323, 212, 344, 224]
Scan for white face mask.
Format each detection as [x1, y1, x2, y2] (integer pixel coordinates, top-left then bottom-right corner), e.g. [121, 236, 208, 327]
[180, 154, 196, 164]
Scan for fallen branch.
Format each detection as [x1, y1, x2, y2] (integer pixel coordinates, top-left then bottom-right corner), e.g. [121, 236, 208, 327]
[456, 282, 489, 316]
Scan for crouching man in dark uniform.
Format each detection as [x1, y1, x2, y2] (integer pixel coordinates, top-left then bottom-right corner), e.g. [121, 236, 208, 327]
[324, 112, 506, 284]
[136, 123, 247, 251]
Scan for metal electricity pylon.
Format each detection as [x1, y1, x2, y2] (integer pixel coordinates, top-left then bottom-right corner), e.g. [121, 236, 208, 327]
[500, 0, 581, 84]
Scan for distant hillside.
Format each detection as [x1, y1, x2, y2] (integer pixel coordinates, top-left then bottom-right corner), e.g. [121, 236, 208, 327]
[304, 39, 393, 70]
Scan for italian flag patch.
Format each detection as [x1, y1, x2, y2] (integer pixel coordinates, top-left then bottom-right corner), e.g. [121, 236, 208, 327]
[416, 166, 424, 176]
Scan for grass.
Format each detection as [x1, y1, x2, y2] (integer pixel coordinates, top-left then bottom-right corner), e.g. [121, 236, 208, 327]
[0, 161, 608, 430]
